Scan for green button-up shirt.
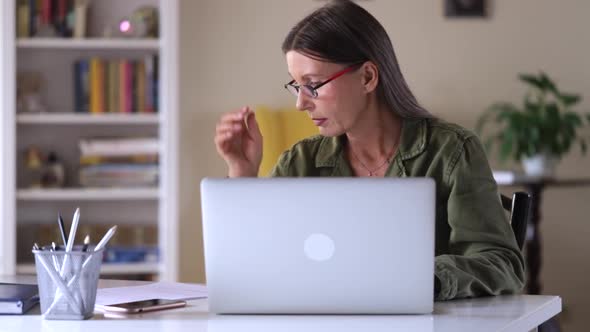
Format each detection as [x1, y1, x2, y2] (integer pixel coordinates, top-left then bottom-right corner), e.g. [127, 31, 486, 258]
[269, 117, 526, 301]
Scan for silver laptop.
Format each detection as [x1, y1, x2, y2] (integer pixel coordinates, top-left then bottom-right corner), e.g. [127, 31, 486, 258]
[201, 178, 435, 314]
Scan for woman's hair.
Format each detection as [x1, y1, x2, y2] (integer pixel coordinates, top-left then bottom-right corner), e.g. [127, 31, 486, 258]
[282, 0, 432, 119]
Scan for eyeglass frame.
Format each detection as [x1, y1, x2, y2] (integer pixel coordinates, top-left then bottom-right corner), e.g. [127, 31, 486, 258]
[284, 62, 364, 99]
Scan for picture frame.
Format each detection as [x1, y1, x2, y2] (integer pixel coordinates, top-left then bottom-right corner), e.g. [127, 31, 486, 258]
[445, 0, 487, 18]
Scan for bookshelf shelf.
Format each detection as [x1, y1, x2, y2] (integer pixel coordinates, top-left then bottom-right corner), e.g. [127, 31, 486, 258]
[17, 113, 160, 125]
[17, 188, 159, 201]
[17, 262, 161, 275]
[17, 38, 160, 51]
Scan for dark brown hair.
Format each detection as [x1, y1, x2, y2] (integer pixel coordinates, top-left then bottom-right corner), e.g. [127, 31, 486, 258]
[282, 0, 432, 119]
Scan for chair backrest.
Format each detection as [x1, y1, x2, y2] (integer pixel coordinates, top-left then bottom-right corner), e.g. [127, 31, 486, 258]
[501, 192, 531, 250]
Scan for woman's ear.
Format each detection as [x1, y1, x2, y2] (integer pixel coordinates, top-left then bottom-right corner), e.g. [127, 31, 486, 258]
[361, 62, 379, 93]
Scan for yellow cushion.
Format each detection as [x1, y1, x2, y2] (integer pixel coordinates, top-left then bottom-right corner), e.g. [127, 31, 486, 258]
[255, 106, 318, 176]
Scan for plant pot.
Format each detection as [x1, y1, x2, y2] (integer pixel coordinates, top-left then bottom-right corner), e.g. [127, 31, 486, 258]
[521, 153, 558, 177]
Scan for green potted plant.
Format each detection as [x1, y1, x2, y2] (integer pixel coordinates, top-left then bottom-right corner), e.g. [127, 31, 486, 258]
[476, 72, 590, 177]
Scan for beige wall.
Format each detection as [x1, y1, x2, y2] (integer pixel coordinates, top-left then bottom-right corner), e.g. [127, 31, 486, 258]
[179, 1, 590, 330]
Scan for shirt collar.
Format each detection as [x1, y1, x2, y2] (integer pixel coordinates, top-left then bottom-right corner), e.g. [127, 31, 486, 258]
[314, 118, 428, 168]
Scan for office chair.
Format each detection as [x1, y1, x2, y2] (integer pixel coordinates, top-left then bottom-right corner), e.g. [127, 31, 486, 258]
[501, 192, 531, 250]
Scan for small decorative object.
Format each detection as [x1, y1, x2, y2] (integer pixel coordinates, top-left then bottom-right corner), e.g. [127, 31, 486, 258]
[24, 148, 66, 188]
[41, 152, 66, 188]
[476, 72, 590, 177]
[117, 6, 159, 38]
[445, 0, 487, 18]
[24, 146, 44, 188]
[17, 72, 47, 113]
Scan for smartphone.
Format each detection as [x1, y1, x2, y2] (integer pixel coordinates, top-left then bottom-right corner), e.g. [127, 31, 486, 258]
[97, 299, 187, 313]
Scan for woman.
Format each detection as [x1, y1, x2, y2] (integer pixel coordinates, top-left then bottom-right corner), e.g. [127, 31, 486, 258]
[214, 0, 525, 301]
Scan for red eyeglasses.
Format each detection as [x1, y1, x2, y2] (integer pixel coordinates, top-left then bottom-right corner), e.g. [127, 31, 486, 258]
[284, 63, 363, 99]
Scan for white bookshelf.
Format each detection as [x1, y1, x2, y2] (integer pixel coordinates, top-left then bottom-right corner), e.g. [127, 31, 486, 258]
[0, 0, 179, 281]
[17, 188, 159, 201]
[17, 113, 160, 125]
[16, 262, 160, 275]
[16, 38, 160, 50]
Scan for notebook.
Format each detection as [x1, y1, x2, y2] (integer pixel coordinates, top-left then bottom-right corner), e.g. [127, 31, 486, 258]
[0, 283, 39, 314]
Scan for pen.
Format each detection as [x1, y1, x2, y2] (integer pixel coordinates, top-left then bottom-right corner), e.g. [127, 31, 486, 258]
[82, 235, 90, 252]
[94, 226, 117, 251]
[60, 207, 80, 277]
[58, 212, 68, 246]
[77, 226, 116, 272]
[50, 242, 60, 272]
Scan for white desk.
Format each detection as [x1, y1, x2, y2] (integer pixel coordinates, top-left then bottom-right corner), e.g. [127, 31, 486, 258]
[1, 276, 561, 332]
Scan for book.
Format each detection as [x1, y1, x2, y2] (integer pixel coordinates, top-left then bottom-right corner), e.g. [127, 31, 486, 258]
[108, 60, 119, 113]
[79, 164, 159, 187]
[79, 137, 159, 157]
[73, 59, 90, 113]
[80, 154, 159, 166]
[136, 60, 146, 113]
[73, 0, 87, 38]
[16, 1, 30, 38]
[145, 55, 154, 112]
[53, 0, 67, 36]
[123, 60, 133, 113]
[0, 283, 39, 315]
[153, 55, 159, 112]
[89, 57, 104, 113]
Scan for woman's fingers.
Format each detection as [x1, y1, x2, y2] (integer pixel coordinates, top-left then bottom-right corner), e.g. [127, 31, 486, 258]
[244, 110, 261, 141]
[216, 122, 243, 135]
[220, 108, 247, 123]
[214, 106, 255, 162]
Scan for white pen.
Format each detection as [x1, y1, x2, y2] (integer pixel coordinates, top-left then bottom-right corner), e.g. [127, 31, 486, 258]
[94, 225, 118, 252]
[60, 207, 81, 277]
[50, 242, 60, 272]
[82, 235, 90, 252]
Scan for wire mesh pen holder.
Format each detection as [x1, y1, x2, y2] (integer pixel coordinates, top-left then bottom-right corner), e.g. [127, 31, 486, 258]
[33, 246, 103, 320]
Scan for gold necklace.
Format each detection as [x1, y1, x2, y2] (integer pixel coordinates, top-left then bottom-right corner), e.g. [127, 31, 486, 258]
[350, 143, 397, 177]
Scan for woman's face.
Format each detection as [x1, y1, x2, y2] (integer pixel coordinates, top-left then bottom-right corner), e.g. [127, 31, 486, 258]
[286, 51, 370, 137]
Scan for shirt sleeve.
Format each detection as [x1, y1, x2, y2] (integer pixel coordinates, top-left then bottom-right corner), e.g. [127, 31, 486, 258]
[435, 136, 526, 300]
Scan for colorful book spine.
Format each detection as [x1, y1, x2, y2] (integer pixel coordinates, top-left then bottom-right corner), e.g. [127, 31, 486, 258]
[28, 0, 37, 36]
[119, 60, 127, 113]
[35, 0, 42, 32]
[89, 57, 104, 113]
[80, 59, 90, 113]
[125, 60, 133, 113]
[17, 1, 31, 38]
[153, 55, 159, 112]
[130, 60, 137, 113]
[74, 60, 82, 112]
[73, 0, 87, 38]
[136, 61, 146, 113]
[109, 60, 119, 113]
[103, 59, 109, 113]
[41, 0, 51, 25]
[144, 55, 154, 113]
[54, 0, 67, 35]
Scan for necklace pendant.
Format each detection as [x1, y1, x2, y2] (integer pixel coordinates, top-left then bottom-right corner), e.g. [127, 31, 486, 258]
[368, 172, 373, 176]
